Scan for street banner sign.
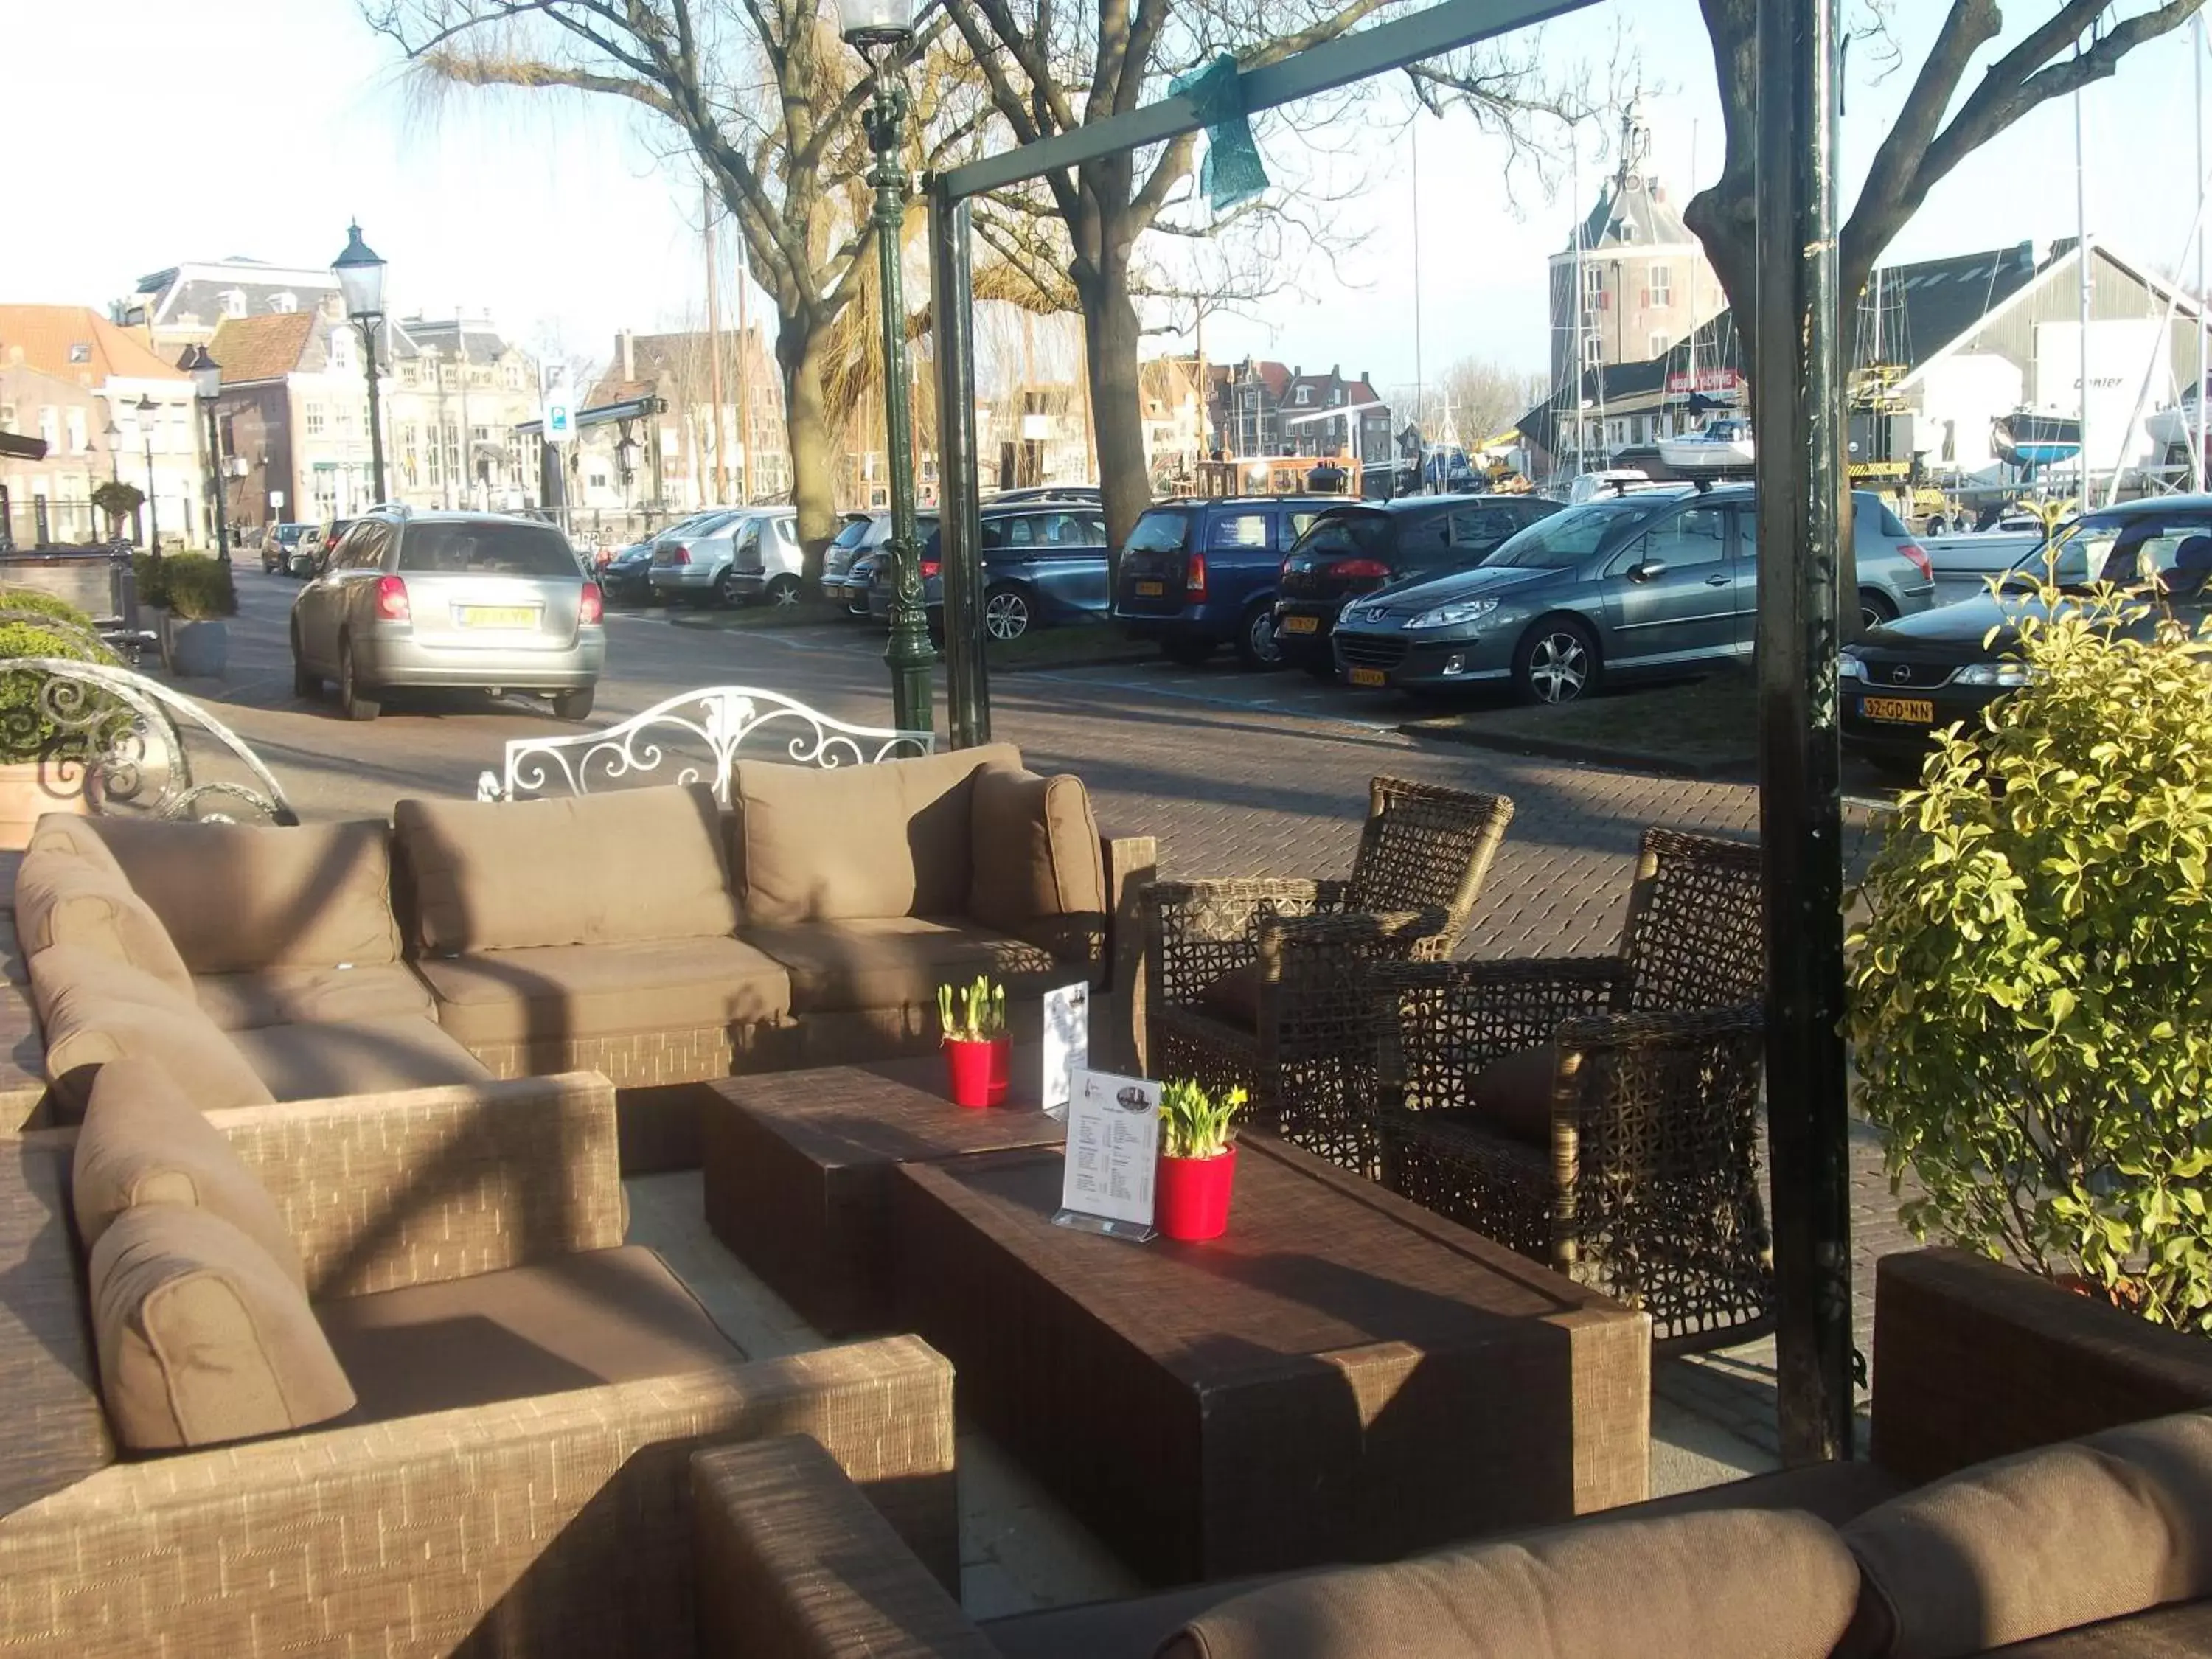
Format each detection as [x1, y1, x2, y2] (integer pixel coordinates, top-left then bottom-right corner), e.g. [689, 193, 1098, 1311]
[542, 366, 575, 444]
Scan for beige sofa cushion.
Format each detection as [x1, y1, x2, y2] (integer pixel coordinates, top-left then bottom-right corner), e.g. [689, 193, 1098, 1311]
[317, 1245, 742, 1424]
[732, 745, 1021, 926]
[395, 784, 738, 954]
[969, 767, 1106, 961]
[72, 1056, 307, 1290]
[32, 946, 276, 1120]
[27, 811, 125, 870]
[88, 1203, 355, 1451]
[1163, 1509, 1860, 1659]
[88, 816, 404, 973]
[228, 1015, 494, 1101]
[192, 963, 435, 1033]
[413, 936, 791, 1049]
[1841, 1409, 2212, 1659]
[13, 850, 193, 995]
[744, 917, 1060, 1015]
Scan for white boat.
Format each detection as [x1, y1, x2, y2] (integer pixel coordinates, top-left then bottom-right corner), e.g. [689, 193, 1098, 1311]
[2148, 387, 2205, 453]
[1658, 418, 1756, 472]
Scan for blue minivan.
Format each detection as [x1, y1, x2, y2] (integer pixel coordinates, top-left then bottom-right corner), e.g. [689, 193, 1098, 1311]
[1112, 495, 1338, 667]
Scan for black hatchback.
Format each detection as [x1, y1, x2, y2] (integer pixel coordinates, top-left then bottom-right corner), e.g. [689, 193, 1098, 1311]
[1272, 495, 1562, 674]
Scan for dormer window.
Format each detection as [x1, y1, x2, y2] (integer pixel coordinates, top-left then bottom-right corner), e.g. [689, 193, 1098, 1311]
[270, 292, 299, 313]
[67, 343, 90, 364]
[222, 289, 248, 319]
[1295, 386, 1313, 406]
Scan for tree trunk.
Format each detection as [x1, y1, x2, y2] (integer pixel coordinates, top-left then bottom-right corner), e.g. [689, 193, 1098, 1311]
[779, 317, 838, 582]
[1073, 225, 1151, 564]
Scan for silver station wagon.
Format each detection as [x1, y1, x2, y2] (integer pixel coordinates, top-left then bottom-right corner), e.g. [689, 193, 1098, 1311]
[289, 508, 605, 723]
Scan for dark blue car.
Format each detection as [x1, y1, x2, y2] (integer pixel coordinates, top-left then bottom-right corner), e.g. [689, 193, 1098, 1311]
[867, 500, 1110, 639]
[1111, 495, 1338, 668]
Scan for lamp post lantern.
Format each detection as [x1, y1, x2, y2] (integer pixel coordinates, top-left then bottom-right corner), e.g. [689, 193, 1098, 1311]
[182, 344, 230, 569]
[333, 220, 390, 505]
[840, 0, 934, 736]
[134, 394, 161, 557]
[102, 417, 120, 486]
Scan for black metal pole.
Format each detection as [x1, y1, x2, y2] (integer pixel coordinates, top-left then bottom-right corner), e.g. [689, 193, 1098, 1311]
[144, 438, 159, 557]
[203, 401, 230, 569]
[929, 181, 991, 748]
[362, 316, 389, 503]
[1753, 0, 1854, 1464]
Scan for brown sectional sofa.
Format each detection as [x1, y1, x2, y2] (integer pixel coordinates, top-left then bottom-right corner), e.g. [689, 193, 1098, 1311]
[692, 1248, 2212, 1659]
[8, 745, 1152, 1152]
[0, 1060, 958, 1656]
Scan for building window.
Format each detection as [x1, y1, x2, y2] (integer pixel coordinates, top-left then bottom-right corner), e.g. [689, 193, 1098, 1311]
[443, 422, 461, 479]
[1582, 335, 1603, 367]
[167, 408, 188, 454]
[66, 408, 86, 453]
[426, 425, 442, 485]
[1583, 265, 1604, 295]
[222, 289, 248, 319]
[400, 424, 420, 487]
[271, 291, 299, 313]
[1294, 386, 1312, 406]
[588, 470, 608, 490]
[67, 342, 91, 364]
[305, 403, 326, 437]
[1649, 332, 1670, 359]
[400, 362, 418, 387]
[441, 365, 458, 389]
[1649, 265, 1673, 306]
[36, 408, 57, 450]
[329, 330, 352, 372]
[337, 404, 357, 438]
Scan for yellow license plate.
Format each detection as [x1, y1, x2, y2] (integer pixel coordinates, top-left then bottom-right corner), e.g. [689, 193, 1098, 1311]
[1281, 614, 1320, 635]
[459, 605, 538, 629]
[1861, 695, 1934, 724]
[1348, 667, 1388, 687]
[1135, 580, 1166, 597]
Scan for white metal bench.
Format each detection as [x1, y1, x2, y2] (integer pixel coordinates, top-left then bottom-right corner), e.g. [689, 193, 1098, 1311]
[477, 686, 935, 807]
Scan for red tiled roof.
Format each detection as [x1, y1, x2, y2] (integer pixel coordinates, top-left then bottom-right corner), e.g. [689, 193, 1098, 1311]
[207, 311, 316, 385]
[0, 305, 187, 388]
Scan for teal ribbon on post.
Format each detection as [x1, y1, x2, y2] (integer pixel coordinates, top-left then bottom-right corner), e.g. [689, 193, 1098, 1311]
[1170, 55, 1268, 213]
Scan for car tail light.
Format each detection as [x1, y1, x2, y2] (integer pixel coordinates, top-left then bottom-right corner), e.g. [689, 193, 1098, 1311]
[1185, 552, 1208, 597]
[1335, 558, 1392, 580]
[672, 543, 692, 565]
[921, 559, 942, 579]
[374, 575, 410, 622]
[579, 582, 604, 625]
[1899, 540, 1933, 582]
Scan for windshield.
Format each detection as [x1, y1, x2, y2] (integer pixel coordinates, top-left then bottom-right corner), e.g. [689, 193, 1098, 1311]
[1125, 509, 1193, 556]
[1292, 510, 1390, 558]
[830, 518, 872, 551]
[398, 521, 581, 578]
[1489, 498, 1681, 571]
[2012, 510, 2212, 591]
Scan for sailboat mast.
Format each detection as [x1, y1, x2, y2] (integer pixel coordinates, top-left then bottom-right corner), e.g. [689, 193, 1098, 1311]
[1571, 142, 1583, 478]
[2198, 11, 2208, 491]
[1412, 120, 1426, 490]
[2075, 71, 2093, 518]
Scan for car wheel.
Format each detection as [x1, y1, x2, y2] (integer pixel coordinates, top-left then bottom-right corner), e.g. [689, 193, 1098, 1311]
[1513, 618, 1599, 705]
[1234, 601, 1284, 670]
[1162, 638, 1215, 667]
[337, 636, 380, 722]
[714, 569, 745, 608]
[983, 585, 1032, 641]
[766, 574, 802, 609]
[550, 688, 595, 721]
[1859, 590, 1899, 634]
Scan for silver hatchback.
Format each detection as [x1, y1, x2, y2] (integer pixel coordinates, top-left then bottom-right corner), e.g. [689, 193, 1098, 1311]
[290, 509, 606, 722]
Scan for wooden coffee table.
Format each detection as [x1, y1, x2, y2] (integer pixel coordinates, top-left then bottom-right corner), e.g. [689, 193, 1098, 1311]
[700, 1051, 1065, 1337]
[891, 1135, 1650, 1586]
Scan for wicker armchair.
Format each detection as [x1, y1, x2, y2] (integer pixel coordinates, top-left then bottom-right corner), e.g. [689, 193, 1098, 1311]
[1368, 827, 1773, 1352]
[1144, 776, 1514, 1166]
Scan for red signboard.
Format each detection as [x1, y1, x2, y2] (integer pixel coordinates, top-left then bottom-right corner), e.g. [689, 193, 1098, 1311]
[1664, 368, 1745, 397]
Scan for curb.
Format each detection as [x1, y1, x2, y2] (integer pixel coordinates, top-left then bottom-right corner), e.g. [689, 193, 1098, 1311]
[1397, 718, 1758, 781]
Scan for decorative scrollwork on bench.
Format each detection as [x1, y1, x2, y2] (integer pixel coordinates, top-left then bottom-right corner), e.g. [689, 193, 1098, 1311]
[479, 686, 935, 806]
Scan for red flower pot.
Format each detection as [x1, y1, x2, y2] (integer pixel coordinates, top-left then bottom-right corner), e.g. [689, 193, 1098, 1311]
[1155, 1145, 1237, 1241]
[944, 1035, 1012, 1107]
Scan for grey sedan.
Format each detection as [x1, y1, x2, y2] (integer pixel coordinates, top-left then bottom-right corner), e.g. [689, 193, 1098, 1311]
[1331, 484, 1937, 703]
[290, 509, 605, 722]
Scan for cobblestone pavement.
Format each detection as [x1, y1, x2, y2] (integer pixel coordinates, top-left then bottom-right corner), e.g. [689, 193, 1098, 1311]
[197, 566, 1916, 1464]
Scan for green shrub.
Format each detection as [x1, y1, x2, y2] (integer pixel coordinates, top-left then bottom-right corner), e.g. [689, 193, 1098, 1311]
[1850, 580, 2212, 1330]
[158, 554, 237, 620]
[0, 588, 103, 632]
[0, 607, 122, 765]
[131, 550, 165, 609]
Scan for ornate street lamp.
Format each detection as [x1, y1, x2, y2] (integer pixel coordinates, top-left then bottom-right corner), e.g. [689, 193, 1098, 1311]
[134, 394, 161, 556]
[839, 0, 934, 735]
[333, 221, 391, 503]
[102, 416, 120, 485]
[181, 344, 230, 569]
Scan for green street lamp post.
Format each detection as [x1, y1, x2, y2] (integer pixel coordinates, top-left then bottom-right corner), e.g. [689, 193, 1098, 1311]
[841, 0, 935, 736]
[182, 344, 230, 568]
[333, 221, 391, 506]
[134, 394, 161, 557]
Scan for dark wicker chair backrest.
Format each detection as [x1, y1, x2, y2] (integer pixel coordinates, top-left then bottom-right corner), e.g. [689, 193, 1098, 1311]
[1341, 777, 1515, 943]
[1614, 827, 1764, 1012]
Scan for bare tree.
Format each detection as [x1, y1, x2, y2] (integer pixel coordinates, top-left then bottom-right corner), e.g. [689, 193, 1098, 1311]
[1433, 357, 1551, 442]
[364, 0, 990, 570]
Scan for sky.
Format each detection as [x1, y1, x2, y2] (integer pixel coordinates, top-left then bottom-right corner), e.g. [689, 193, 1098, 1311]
[5, 0, 2207, 397]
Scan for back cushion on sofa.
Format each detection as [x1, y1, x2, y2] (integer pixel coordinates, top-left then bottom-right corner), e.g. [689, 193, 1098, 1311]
[88, 817, 403, 975]
[1840, 1408, 2212, 1659]
[1158, 1508, 1861, 1659]
[27, 811, 125, 872]
[87, 1203, 355, 1451]
[32, 946, 276, 1121]
[734, 744, 1021, 927]
[13, 850, 193, 995]
[72, 1056, 306, 1291]
[395, 784, 739, 954]
[969, 767, 1106, 956]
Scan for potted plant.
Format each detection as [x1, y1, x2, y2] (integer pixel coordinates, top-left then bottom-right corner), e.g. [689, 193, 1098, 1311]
[1155, 1079, 1247, 1241]
[1851, 577, 2212, 1331]
[151, 554, 236, 678]
[939, 975, 1010, 1107]
[91, 480, 142, 544]
[0, 594, 122, 846]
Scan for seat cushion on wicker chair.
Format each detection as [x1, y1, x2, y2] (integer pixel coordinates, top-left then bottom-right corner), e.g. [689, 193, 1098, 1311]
[88, 815, 406, 974]
[88, 1203, 356, 1451]
[13, 851, 193, 995]
[317, 1245, 742, 1422]
[72, 1056, 307, 1290]
[414, 936, 793, 1048]
[228, 1015, 493, 1101]
[1157, 1507, 1860, 1659]
[396, 785, 738, 955]
[745, 917, 1060, 1015]
[1840, 1409, 2212, 1659]
[192, 962, 437, 1032]
[1197, 963, 1263, 1032]
[32, 946, 276, 1121]
[970, 766, 1107, 959]
[731, 745, 1023, 926]
[1462, 1045, 1562, 1147]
